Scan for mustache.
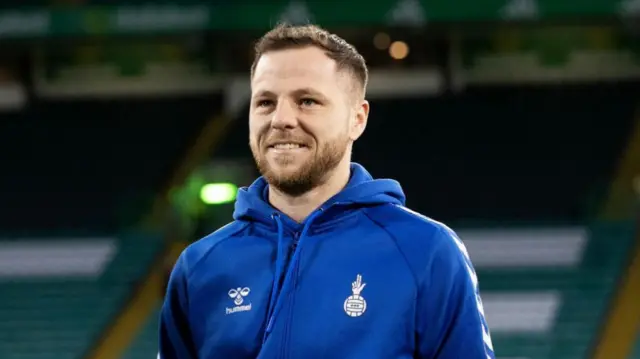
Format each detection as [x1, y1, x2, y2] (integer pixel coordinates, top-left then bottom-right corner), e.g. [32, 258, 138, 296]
[261, 131, 309, 147]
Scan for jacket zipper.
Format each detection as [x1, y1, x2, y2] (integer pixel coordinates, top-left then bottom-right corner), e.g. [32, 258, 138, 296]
[281, 231, 300, 359]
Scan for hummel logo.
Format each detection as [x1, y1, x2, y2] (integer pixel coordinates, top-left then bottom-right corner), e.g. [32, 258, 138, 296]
[226, 287, 252, 315]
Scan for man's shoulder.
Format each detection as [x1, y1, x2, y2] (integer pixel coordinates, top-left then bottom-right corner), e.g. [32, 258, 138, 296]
[180, 220, 249, 273]
[364, 204, 465, 268]
[365, 204, 456, 242]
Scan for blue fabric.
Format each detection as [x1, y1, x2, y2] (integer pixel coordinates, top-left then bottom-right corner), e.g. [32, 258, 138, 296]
[160, 163, 495, 359]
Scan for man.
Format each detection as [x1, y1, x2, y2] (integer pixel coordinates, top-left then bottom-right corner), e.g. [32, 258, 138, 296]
[160, 24, 494, 359]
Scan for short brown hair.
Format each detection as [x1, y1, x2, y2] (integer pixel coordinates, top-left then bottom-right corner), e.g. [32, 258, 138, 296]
[251, 23, 368, 95]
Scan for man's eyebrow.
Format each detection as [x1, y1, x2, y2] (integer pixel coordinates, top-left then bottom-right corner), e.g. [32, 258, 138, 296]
[291, 88, 328, 100]
[252, 88, 329, 100]
[252, 90, 276, 98]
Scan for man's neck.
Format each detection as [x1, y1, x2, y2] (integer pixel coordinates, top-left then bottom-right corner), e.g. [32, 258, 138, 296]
[268, 162, 351, 223]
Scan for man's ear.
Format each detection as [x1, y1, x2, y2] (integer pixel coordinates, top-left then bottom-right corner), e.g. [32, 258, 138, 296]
[350, 100, 369, 141]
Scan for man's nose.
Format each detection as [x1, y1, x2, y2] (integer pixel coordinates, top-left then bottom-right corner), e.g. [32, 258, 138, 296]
[271, 100, 298, 129]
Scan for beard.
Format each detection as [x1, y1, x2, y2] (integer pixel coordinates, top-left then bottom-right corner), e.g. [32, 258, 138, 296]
[250, 132, 349, 197]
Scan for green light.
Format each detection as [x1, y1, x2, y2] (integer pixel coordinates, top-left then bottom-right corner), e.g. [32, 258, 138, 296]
[200, 183, 238, 205]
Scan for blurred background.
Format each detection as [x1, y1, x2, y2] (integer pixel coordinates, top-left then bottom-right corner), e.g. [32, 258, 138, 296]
[0, 0, 639, 359]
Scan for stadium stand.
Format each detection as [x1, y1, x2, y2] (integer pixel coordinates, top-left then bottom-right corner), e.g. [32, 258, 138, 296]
[0, 94, 223, 234]
[356, 84, 637, 224]
[478, 222, 635, 359]
[0, 234, 162, 359]
[1, 0, 638, 357]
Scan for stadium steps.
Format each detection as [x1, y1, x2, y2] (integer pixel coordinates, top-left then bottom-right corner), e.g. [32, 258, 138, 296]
[0, 234, 162, 359]
[599, 110, 640, 220]
[0, 94, 222, 234]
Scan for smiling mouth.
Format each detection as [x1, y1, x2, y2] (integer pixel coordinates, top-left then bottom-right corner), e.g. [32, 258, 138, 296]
[268, 143, 308, 150]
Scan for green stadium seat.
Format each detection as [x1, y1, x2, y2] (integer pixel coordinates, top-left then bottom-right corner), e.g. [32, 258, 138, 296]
[0, 234, 163, 359]
[468, 222, 634, 359]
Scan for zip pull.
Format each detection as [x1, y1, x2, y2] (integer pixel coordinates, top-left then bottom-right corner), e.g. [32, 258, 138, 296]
[265, 315, 275, 334]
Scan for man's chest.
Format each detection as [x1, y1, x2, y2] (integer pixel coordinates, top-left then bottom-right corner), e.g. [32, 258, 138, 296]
[189, 234, 418, 359]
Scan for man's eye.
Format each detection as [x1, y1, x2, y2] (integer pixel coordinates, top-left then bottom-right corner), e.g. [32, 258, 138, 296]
[300, 98, 318, 107]
[256, 100, 273, 107]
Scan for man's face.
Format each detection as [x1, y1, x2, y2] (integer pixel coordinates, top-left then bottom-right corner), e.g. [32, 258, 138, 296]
[249, 46, 367, 196]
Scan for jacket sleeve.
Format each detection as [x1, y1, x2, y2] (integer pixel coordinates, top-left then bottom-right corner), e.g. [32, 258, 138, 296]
[159, 252, 198, 359]
[416, 228, 495, 359]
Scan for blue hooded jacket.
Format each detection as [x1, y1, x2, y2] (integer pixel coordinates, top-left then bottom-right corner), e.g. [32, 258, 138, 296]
[160, 163, 494, 359]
